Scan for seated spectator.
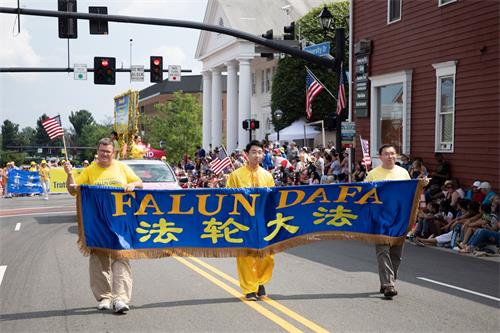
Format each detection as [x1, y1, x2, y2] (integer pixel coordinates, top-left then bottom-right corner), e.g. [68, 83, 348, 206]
[450, 201, 481, 249]
[409, 158, 428, 179]
[479, 181, 496, 205]
[441, 180, 461, 215]
[352, 161, 367, 182]
[460, 198, 499, 254]
[464, 180, 485, 203]
[428, 153, 451, 188]
[414, 202, 442, 238]
[400, 154, 412, 171]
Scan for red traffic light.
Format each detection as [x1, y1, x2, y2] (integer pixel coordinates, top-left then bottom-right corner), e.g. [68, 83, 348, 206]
[153, 58, 161, 66]
[250, 120, 256, 129]
[101, 59, 109, 67]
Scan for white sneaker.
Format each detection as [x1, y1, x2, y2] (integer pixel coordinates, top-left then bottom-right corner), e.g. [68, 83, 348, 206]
[114, 300, 130, 313]
[97, 298, 112, 310]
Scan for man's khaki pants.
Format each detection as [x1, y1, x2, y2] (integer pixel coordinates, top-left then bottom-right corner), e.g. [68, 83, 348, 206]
[375, 244, 403, 287]
[89, 252, 132, 304]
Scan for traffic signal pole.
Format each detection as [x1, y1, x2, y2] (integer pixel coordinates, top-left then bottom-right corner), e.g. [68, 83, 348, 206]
[0, 6, 336, 70]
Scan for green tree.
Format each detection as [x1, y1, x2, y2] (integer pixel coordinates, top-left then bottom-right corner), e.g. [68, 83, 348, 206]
[271, 1, 349, 130]
[1, 120, 19, 150]
[69, 109, 95, 144]
[142, 92, 202, 163]
[77, 123, 112, 162]
[18, 126, 36, 147]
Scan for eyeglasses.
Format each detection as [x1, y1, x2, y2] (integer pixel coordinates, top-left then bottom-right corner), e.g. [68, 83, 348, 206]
[98, 149, 113, 155]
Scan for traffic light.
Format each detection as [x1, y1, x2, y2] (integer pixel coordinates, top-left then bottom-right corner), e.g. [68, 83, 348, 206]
[250, 119, 260, 130]
[150, 56, 163, 82]
[94, 57, 116, 85]
[261, 29, 273, 40]
[89, 6, 109, 35]
[283, 21, 295, 40]
[242, 119, 249, 130]
[58, 0, 78, 39]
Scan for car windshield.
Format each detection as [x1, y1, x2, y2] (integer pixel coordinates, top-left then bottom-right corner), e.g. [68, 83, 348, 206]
[127, 163, 176, 183]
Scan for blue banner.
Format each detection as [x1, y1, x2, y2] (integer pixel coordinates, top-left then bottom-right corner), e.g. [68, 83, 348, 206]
[77, 180, 422, 258]
[7, 169, 43, 194]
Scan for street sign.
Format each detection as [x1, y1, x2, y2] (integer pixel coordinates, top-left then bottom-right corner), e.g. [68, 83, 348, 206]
[341, 121, 356, 148]
[168, 65, 181, 81]
[73, 63, 87, 80]
[130, 65, 144, 82]
[303, 42, 331, 57]
[37, 148, 43, 153]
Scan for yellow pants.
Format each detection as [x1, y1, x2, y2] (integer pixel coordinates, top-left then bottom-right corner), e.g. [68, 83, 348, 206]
[237, 255, 274, 294]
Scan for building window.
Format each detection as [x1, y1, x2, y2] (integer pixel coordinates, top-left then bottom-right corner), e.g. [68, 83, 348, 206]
[387, 0, 402, 24]
[370, 70, 412, 159]
[433, 61, 457, 152]
[261, 70, 265, 93]
[265, 68, 271, 92]
[251, 73, 256, 95]
[439, 0, 456, 6]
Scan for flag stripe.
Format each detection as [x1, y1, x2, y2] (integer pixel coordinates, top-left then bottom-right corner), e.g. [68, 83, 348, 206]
[305, 68, 325, 119]
[336, 64, 347, 115]
[42, 116, 64, 140]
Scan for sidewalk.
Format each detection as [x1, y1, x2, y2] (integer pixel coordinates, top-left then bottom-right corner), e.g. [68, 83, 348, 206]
[407, 239, 500, 263]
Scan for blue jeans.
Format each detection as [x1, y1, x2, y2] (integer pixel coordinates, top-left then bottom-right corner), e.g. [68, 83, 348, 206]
[468, 229, 500, 249]
[450, 223, 463, 248]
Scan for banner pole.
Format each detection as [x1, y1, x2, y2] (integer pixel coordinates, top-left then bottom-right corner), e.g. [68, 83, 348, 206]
[61, 134, 69, 161]
[220, 145, 235, 170]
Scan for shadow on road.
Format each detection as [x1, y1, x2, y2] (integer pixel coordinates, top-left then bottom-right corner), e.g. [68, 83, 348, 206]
[0, 307, 100, 321]
[34, 215, 76, 225]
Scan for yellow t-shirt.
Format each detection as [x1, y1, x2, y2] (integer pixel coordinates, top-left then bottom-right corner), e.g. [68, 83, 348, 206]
[130, 143, 147, 160]
[76, 160, 141, 187]
[39, 166, 50, 180]
[226, 165, 275, 189]
[365, 165, 411, 182]
[29, 166, 37, 172]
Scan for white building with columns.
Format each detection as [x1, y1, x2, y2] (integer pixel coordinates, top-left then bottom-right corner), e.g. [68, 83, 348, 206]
[195, 0, 325, 153]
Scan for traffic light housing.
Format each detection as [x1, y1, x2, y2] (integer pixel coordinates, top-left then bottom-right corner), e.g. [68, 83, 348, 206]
[94, 57, 116, 85]
[261, 29, 273, 40]
[150, 56, 163, 82]
[58, 0, 78, 39]
[283, 22, 295, 40]
[242, 119, 249, 130]
[250, 119, 260, 130]
[89, 6, 109, 35]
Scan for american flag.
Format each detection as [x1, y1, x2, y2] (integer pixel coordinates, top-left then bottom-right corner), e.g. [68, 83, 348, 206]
[42, 115, 64, 139]
[209, 148, 232, 175]
[305, 68, 324, 119]
[336, 64, 347, 115]
[360, 136, 372, 168]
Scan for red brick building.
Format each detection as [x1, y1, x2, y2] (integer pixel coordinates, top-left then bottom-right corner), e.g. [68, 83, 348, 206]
[352, 0, 499, 190]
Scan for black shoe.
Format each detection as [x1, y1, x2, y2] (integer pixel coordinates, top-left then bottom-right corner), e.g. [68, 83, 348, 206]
[384, 286, 398, 298]
[257, 285, 267, 297]
[379, 286, 384, 294]
[245, 292, 258, 301]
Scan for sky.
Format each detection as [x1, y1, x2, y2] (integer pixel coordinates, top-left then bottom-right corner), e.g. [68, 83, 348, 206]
[0, 0, 208, 129]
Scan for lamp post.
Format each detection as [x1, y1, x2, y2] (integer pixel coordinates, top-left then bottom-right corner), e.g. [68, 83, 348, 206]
[317, 5, 345, 152]
[274, 109, 283, 142]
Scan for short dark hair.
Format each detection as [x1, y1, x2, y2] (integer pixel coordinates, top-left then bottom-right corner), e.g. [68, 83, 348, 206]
[111, 131, 118, 137]
[378, 144, 396, 155]
[245, 140, 264, 153]
[97, 137, 114, 149]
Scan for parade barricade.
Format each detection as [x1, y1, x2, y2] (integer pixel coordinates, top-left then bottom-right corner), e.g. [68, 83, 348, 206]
[76, 180, 424, 259]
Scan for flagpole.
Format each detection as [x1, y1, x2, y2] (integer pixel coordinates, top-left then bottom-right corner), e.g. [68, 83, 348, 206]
[220, 145, 235, 170]
[61, 133, 69, 161]
[305, 66, 337, 101]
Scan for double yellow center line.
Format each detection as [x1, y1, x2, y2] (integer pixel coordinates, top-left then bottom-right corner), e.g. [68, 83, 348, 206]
[174, 256, 330, 333]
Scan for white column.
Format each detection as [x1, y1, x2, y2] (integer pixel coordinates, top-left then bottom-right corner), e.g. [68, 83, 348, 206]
[202, 71, 212, 151]
[211, 68, 222, 148]
[225, 61, 239, 153]
[238, 58, 252, 150]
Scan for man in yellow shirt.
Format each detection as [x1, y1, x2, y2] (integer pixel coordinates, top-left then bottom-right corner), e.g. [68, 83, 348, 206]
[226, 140, 275, 301]
[29, 161, 37, 172]
[39, 160, 50, 200]
[64, 138, 143, 313]
[366, 144, 412, 299]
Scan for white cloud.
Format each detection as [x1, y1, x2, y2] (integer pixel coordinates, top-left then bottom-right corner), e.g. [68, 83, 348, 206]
[0, 16, 41, 67]
[151, 45, 187, 66]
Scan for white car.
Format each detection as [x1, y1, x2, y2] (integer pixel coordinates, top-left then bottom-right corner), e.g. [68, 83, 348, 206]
[121, 159, 180, 190]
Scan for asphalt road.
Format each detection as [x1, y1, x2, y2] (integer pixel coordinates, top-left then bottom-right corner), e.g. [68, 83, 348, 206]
[1, 194, 499, 333]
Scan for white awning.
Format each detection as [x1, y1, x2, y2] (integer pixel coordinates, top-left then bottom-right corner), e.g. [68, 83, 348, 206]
[268, 118, 320, 141]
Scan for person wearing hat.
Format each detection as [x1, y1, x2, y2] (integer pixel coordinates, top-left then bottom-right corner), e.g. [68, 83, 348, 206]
[480, 182, 496, 205]
[39, 160, 50, 200]
[29, 161, 38, 172]
[82, 160, 90, 168]
[464, 180, 485, 203]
